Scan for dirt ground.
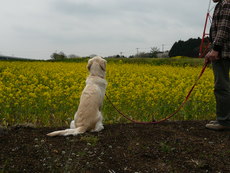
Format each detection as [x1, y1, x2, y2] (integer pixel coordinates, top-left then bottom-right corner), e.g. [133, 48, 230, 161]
[1, 121, 230, 173]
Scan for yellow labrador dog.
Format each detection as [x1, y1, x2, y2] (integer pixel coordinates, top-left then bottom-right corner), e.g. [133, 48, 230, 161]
[47, 56, 107, 136]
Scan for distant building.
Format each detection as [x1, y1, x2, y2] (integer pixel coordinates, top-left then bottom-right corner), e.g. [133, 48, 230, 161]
[156, 51, 169, 58]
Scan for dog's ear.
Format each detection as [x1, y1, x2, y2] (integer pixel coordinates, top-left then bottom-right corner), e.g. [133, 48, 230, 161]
[87, 59, 93, 71]
[99, 59, 107, 71]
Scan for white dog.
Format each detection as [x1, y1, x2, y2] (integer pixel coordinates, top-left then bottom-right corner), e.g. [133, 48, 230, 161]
[47, 56, 107, 136]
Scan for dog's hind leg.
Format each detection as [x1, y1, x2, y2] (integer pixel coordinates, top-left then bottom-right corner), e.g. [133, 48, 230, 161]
[91, 112, 104, 132]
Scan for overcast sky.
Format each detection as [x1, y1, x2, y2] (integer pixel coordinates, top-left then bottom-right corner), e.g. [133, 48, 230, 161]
[0, 0, 214, 59]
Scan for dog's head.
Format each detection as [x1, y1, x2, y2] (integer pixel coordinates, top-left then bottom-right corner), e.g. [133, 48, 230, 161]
[87, 56, 107, 78]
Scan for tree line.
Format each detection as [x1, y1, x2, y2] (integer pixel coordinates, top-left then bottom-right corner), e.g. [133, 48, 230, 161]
[169, 37, 205, 58]
[50, 37, 206, 60]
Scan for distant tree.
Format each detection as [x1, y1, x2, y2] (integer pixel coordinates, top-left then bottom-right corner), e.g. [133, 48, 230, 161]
[128, 55, 135, 58]
[50, 51, 67, 60]
[134, 47, 161, 58]
[150, 47, 160, 58]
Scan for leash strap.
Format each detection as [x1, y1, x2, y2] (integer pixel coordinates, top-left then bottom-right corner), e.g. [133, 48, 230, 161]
[105, 62, 208, 124]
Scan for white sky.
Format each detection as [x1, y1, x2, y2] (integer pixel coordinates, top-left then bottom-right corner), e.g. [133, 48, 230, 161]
[0, 0, 215, 59]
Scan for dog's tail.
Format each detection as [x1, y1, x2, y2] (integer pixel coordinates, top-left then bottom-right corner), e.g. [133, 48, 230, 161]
[47, 126, 87, 137]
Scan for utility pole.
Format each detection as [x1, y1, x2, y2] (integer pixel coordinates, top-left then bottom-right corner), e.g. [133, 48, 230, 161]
[136, 48, 139, 55]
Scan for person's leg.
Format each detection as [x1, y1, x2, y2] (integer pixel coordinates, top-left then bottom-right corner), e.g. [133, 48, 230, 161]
[212, 58, 230, 127]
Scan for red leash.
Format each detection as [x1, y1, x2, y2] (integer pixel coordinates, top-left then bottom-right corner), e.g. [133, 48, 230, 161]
[105, 62, 208, 124]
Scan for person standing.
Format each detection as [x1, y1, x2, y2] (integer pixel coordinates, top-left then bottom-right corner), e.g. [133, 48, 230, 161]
[205, 0, 230, 130]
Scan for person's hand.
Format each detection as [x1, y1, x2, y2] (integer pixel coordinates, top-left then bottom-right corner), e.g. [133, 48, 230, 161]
[205, 50, 220, 64]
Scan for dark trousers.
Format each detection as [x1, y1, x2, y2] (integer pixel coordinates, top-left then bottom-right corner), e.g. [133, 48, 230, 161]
[212, 58, 230, 127]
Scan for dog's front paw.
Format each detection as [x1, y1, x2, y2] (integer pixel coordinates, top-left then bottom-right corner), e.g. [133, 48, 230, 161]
[92, 124, 104, 132]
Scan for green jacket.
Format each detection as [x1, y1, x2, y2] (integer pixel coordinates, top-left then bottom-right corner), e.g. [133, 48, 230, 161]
[210, 0, 230, 59]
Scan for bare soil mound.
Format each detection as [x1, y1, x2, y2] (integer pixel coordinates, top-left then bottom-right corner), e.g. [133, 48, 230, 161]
[1, 121, 230, 173]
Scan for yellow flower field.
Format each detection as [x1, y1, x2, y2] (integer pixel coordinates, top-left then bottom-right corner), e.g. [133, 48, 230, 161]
[0, 61, 215, 126]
